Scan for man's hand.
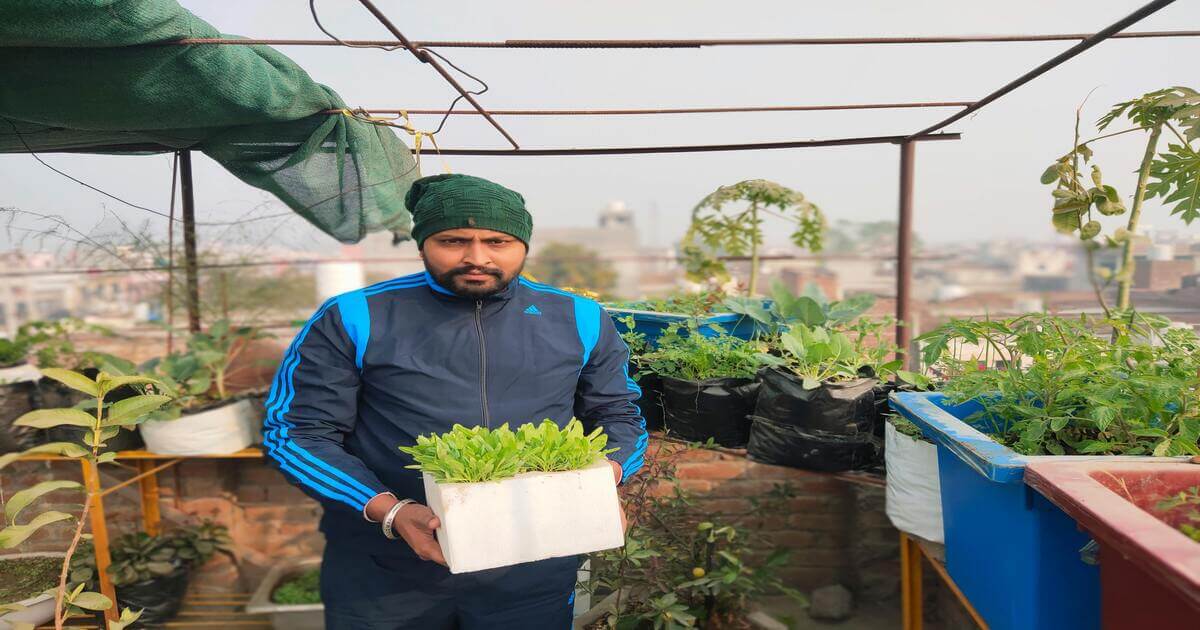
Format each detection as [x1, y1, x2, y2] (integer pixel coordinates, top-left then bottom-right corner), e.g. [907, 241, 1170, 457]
[392, 503, 447, 566]
[364, 494, 446, 566]
[608, 459, 623, 485]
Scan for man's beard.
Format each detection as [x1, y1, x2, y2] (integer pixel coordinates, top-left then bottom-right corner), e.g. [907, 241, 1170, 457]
[426, 261, 523, 299]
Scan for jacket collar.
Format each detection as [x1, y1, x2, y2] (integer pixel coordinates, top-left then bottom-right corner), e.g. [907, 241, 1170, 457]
[424, 271, 519, 302]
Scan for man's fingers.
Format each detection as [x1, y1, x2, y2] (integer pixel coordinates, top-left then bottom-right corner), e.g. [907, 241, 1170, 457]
[427, 516, 441, 531]
[426, 542, 448, 567]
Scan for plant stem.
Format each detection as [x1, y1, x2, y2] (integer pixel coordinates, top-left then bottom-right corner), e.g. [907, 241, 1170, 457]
[1117, 123, 1164, 310]
[748, 202, 760, 296]
[54, 500, 90, 630]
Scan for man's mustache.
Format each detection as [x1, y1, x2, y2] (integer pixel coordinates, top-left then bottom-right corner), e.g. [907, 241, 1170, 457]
[447, 266, 503, 279]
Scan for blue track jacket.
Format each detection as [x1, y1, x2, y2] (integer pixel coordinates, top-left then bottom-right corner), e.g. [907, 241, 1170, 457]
[263, 271, 647, 557]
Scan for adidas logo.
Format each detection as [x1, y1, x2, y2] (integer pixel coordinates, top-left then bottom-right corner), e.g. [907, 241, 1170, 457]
[523, 304, 542, 316]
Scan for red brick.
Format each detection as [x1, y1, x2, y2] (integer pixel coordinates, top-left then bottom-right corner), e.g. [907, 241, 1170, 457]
[693, 497, 753, 514]
[675, 460, 749, 481]
[677, 479, 714, 493]
[787, 512, 844, 531]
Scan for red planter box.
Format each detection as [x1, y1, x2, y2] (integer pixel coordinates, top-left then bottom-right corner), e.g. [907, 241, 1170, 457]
[1025, 461, 1200, 629]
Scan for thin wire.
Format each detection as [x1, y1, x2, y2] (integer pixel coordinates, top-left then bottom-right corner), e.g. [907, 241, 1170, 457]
[1, 116, 292, 227]
[308, 0, 489, 138]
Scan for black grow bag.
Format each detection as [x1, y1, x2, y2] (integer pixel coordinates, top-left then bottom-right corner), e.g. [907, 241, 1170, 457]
[661, 376, 758, 447]
[630, 366, 665, 432]
[0, 379, 39, 453]
[116, 566, 191, 627]
[747, 415, 879, 472]
[753, 367, 878, 435]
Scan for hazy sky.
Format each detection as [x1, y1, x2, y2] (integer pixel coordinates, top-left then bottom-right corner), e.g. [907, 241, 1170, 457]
[1, 1, 1197, 256]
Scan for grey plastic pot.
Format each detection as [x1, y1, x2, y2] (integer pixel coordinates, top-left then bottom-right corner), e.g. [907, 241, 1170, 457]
[245, 557, 323, 630]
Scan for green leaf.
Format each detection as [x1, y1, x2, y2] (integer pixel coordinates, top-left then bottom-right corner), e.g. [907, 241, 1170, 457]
[0, 511, 74, 548]
[0, 442, 89, 470]
[5, 480, 82, 522]
[105, 395, 173, 427]
[40, 368, 99, 397]
[13, 408, 96, 429]
[1040, 164, 1061, 185]
[1052, 209, 1080, 234]
[108, 607, 143, 630]
[802, 377, 821, 390]
[99, 375, 164, 396]
[1049, 417, 1070, 432]
[68, 591, 112, 611]
[97, 452, 117, 465]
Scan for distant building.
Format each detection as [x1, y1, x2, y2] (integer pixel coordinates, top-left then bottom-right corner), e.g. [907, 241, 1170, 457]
[535, 202, 644, 298]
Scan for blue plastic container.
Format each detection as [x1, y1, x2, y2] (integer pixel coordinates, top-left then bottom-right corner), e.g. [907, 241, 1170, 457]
[604, 308, 760, 346]
[889, 391, 1099, 630]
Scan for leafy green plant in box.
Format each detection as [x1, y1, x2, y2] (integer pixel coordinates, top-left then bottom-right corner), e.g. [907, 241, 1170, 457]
[917, 312, 1200, 457]
[638, 321, 765, 381]
[399, 419, 616, 483]
[272, 568, 321, 605]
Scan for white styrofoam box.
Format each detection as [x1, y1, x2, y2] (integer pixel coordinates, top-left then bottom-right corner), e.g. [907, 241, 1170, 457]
[0, 363, 41, 385]
[884, 422, 944, 543]
[140, 399, 261, 455]
[424, 459, 625, 574]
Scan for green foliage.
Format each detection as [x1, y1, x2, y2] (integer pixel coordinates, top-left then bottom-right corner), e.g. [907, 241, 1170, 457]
[0, 555, 61, 605]
[71, 523, 232, 588]
[399, 419, 617, 484]
[756, 321, 899, 389]
[15, 319, 119, 371]
[887, 414, 927, 441]
[724, 281, 875, 338]
[1156, 486, 1200, 543]
[272, 568, 321, 605]
[527, 242, 618, 295]
[917, 313, 1200, 456]
[613, 292, 729, 318]
[0, 368, 170, 627]
[1044, 87, 1200, 312]
[589, 449, 806, 628]
[138, 319, 267, 414]
[0, 337, 27, 368]
[682, 180, 825, 294]
[638, 322, 765, 381]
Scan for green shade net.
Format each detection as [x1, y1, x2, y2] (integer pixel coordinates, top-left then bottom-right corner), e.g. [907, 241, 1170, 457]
[0, 0, 419, 243]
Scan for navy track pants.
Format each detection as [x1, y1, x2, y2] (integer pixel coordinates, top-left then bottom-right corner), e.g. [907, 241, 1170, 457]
[320, 544, 578, 629]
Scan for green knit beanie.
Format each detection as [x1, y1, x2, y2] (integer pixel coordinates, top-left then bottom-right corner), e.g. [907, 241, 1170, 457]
[406, 174, 533, 247]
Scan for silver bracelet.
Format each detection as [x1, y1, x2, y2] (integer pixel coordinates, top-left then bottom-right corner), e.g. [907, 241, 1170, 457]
[382, 499, 415, 540]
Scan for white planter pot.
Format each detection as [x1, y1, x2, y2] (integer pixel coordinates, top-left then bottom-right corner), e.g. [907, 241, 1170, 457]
[0, 552, 65, 630]
[424, 460, 625, 574]
[245, 557, 323, 630]
[140, 399, 261, 456]
[884, 422, 944, 543]
[0, 363, 40, 385]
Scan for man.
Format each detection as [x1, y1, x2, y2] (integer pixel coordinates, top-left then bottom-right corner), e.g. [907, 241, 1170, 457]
[263, 173, 647, 629]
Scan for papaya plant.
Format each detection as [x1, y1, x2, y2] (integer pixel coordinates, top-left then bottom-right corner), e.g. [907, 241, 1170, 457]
[681, 180, 825, 295]
[0, 368, 171, 629]
[1043, 86, 1200, 311]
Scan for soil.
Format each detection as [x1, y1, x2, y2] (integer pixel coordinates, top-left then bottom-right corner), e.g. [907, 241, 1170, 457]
[0, 556, 62, 604]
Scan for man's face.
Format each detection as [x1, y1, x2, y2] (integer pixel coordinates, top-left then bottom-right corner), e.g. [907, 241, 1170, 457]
[420, 228, 527, 299]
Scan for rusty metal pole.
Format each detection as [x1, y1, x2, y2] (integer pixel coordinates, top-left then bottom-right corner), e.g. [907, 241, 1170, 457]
[897, 141, 916, 371]
[179, 151, 201, 334]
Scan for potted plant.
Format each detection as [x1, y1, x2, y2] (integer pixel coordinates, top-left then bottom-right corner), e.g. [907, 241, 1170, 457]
[400, 419, 625, 574]
[0, 367, 172, 630]
[892, 312, 1200, 630]
[883, 413, 943, 544]
[0, 337, 40, 455]
[0, 552, 65, 630]
[70, 523, 233, 627]
[637, 322, 764, 448]
[245, 558, 323, 630]
[748, 316, 899, 472]
[605, 291, 766, 347]
[136, 320, 268, 455]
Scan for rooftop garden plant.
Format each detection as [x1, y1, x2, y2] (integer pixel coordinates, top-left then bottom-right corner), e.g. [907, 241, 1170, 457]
[0, 337, 28, 369]
[399, 419, 617, 484]
[916, 312, 1200, 457]
[637, 322, 765, 381]
[139, 319, 267, 416]
[1042, 86, 1200, 312]
[0, 368, 172, 629]
[612, 292, 730, 317]
[724, 280, 875, 338]
[681, 180, 825, 295]
[755, 317, 901, 390]
[272, 568, 321, 605]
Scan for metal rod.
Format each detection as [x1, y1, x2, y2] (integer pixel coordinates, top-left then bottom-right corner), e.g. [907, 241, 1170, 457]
[908, 0, 1179, 139]
[98, 459, 181, 498]
[411, 132, 959, 156]
[328, 102, 975, 116]
[897, 141, 916, 371]
[179, 151, 201, 334]
[353, 0, 519, 149]
[166, 153, 178, 355]
[169, 30, 1200, 48]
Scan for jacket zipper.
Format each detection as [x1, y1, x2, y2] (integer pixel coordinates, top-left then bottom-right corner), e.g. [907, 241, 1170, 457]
[475, 300, 491, 428]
